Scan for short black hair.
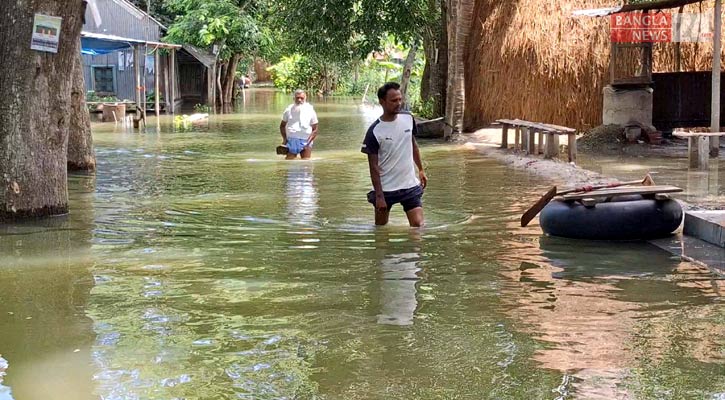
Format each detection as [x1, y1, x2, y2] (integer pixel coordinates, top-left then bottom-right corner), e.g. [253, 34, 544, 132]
[377, 82, 401, 100]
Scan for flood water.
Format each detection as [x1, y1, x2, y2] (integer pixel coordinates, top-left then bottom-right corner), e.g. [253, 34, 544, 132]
[0, 89, 724, 399]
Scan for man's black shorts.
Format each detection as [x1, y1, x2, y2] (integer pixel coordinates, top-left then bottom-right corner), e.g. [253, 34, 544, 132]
[367, 185, 424, 212]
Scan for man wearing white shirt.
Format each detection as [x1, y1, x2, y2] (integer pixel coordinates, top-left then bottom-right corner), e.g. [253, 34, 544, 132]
[279, 90, 319, 160]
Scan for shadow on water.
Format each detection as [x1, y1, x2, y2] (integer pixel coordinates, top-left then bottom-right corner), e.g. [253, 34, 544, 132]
[0, 174, 96, 400]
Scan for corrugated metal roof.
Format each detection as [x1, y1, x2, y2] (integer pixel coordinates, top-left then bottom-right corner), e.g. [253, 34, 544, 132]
[182, 45, 216, 68]
[81, 31, 181, 49]
[573, 0, 704, 17]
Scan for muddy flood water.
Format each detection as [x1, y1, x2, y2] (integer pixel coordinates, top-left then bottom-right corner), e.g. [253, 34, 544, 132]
[0, 89, 723, 399]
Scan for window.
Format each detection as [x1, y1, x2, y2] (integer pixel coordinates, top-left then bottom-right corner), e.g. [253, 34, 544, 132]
[92, 66, 115, 94]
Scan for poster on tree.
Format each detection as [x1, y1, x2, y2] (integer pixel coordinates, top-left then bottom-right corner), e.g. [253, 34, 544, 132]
[30, 14, 62, 53]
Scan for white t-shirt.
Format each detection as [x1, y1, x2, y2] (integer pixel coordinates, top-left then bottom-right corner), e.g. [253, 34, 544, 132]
[282, 103, 319, 139]
[360, 112, 420, 192]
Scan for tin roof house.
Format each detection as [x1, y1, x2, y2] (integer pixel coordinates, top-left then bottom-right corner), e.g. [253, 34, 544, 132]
[81, 0, 216, 114]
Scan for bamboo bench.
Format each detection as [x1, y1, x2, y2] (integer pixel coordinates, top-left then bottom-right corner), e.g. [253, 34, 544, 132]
[672, 129, 725, 169]
[495, 119, 579, 163]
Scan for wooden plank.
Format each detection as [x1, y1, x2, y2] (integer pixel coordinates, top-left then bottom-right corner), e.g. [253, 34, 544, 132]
[698, 135, 710, 169]
[501, 123, 509, 149]
[673, 130, 725, 137]
[544, 133, 558, 159]
[526, 128, 536, 154]
[689, 136, 699, 168]
[559, 185, 683, 201]
[514, 127, 521, 150]
[541, 122, 576, 133]
[581, 198, 598, 207]
[567, 133, 577, 163]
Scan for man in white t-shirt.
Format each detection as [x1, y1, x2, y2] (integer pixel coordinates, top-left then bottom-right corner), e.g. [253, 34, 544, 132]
[361, 82, 428, 227]
[279, 89, 319, 160]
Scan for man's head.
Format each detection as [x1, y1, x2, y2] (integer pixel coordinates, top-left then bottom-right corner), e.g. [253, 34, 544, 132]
[377, 82, 402, 114]
[294, 89, 307, 105]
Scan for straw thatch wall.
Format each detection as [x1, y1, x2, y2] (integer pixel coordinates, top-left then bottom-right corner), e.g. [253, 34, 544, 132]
[465, 0, 723, 131]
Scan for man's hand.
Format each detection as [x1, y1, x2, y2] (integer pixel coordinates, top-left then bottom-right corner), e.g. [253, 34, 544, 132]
[419, 170, 428, 189]
[375, 194, 387, 212]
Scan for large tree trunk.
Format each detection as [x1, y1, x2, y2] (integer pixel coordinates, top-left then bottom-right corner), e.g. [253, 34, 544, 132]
[222, 53, 241, 105]
[444, 0, 473, 139]
[399, 43, 418, 110]
[68, 51, 96, 171]
[0, 0, 85, 220]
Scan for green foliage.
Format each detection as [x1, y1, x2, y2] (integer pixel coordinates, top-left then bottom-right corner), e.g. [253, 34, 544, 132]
[165, 0, 263, 61]
[194, 103, 212, 112]
[86, 91, 119, 103]
[86, 91, 120, 112]
[267, 54, 324, 92]
[145, 91, 164, 104]
[411, 97, 436, 119]
[266, 0, 438, 64]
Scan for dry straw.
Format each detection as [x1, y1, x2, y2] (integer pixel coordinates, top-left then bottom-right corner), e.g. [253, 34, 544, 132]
[465, 0, 722, 131]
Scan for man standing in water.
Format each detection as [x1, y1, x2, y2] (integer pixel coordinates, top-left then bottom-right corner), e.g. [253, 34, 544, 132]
[361, 82, 428, 227]
[280, 89, 319, 160]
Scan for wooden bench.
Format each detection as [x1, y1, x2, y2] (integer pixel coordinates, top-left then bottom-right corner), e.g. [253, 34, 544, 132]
[495, 119, 579, 163]
[672, 130, 725, 169]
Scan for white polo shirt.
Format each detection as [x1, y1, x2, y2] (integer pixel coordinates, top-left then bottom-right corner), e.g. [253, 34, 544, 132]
[282, 103, 318, 139]
[361, 112, 420, 192]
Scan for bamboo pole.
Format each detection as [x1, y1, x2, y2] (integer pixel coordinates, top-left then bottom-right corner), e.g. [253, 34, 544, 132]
[164, 53, 170, 112]
[154, 47, 160, 118]
[134, 45, 142, 129]
[169, 48, 176, 114]
[711, 0, 722, 156]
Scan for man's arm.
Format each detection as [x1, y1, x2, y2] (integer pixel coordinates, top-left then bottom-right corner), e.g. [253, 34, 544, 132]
[412, 136, 427, 189]
[367, 153, 386, 210]
[279, 121, 287, 144]
[307, 123, 318, 145]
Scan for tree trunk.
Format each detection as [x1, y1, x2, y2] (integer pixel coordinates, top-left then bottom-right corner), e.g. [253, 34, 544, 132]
[68, 50, 96, 171]
[0, 0, 85, 220]
[444, 0, 473, 139]
[216, 61, 224, 109]
[400, 43, 418, 110]
[222, 54, 241, 104]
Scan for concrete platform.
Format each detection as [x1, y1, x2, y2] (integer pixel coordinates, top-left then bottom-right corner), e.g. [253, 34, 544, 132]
[650, 234, 725, 276]
[683, 210, 725, 248]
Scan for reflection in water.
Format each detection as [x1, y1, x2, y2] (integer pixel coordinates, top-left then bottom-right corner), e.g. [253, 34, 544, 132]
[0, 175, 96, 400]
[285, 163, 319, 226]
[377, 253, 420, 326]
[374, 231, 421, 326]
[499, 236, 725, 399]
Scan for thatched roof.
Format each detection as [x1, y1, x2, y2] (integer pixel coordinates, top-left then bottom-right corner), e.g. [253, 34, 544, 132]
[465, 0, 719, 131]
